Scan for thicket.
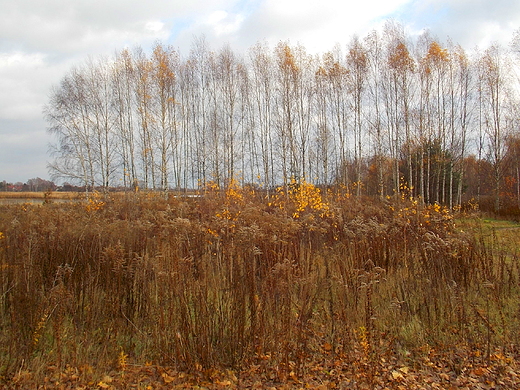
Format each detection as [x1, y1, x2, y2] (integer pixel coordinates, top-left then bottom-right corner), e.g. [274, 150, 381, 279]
[1, 185, 519, 386]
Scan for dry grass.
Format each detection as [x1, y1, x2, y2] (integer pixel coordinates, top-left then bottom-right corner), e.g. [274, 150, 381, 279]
[0, 187, 519, 387]
[0, 191, 80, 199]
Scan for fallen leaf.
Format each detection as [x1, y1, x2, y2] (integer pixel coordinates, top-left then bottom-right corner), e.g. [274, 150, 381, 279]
[162, 372, 175, 384]
[471, 367, 488, 377]
[391, 370, 403, 380]
[289, 371, 300, 383]
[101, 375, 113, 383]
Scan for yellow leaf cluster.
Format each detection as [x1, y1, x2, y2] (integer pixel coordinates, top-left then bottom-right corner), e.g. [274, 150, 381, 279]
[215, 209, 241, 222]
[85, 192, 105, 213]
[32, 312, 49, 346]
[356, 326, 371, 360]
[274, 178, 330, 218]
[225, 178, 244, 203]
[204, 180, 220, 193]
[118, 349, 128, 371]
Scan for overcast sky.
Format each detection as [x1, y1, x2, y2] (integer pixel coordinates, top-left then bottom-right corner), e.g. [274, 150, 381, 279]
[1, 0, 519, 183]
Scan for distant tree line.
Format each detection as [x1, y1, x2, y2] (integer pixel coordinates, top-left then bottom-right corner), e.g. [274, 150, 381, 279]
[45, 22, 520, 210]
[0, 178, 57, 192]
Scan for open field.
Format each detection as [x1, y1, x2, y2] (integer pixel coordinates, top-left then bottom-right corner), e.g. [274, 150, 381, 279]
[1, 187, 519, 388]
[0, 190, 200, 201]
[455, 217, 520, 262]
[0, 192, 83, 206]
[0, 192, 81, 199]
[0, 192, 85, 206]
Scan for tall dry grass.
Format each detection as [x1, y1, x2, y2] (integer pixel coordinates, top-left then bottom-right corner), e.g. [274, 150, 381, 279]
[0, 187, 518, 383]
[0, 191, 80, 199]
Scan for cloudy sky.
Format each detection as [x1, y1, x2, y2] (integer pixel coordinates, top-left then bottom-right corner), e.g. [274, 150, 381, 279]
[1, 0, 519, 183]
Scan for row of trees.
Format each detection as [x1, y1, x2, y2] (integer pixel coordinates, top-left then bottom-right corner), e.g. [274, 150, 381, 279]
[0, 178, 57, 192]
[45, 22, 520, 209]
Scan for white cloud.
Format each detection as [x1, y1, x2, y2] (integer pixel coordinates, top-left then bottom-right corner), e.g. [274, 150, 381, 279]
[205, 10, 245, 36]
[0, 52, 45, 68]
[0, 0, 241, 56]
[145, 21, 166, 34]
[390, 0, 520, 49]
[0, 52, 52, 120]
[232, 0, 412, 53]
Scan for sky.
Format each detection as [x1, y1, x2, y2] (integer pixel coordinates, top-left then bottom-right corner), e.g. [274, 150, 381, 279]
[1, 0, 519, 184]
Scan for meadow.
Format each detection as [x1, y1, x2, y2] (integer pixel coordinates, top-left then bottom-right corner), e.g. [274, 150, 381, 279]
[1, 184, 519, 388]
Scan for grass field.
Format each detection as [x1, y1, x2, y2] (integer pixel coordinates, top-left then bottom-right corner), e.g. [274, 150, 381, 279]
[0, 191, 81, 199]
[456, 217, 520, 260]
[1, 187, 519, 388]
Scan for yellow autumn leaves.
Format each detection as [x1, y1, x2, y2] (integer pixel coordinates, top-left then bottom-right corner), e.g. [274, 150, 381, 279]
[271, 178, 330, 219]
[206, 177, 331, 240]
[208, 177, 331, 221]
[85, 192, 105, 213]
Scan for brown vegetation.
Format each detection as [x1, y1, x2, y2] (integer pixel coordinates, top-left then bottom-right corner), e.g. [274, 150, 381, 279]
[1, 185, 519, 388]
[0, 192, 80, 200]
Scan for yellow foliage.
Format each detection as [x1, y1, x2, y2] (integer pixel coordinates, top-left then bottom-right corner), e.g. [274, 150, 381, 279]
[205, 180, 220, 193]
[427, 41, 450, 64]
[225, 178, 244, 203]
[85, 192, 105, 213]
[216, 209, 240, 221]
[207, 228, 219, 237]
[357, 326, 371, 360]
[33, 312, 49, 347]
[273, 178, 330, 218]
[388, 42, 415, 72]
[118, 348, 128, 371]
[390, 188, 454, 228]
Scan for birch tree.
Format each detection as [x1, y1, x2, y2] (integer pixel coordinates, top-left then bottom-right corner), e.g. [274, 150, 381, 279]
[346, 36, 368, 195]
